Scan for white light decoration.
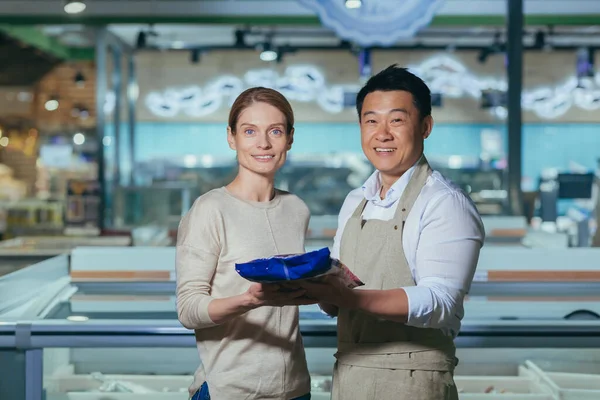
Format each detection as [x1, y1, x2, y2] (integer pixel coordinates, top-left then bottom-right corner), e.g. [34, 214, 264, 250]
[102, 137, 112, 146]
[206, 76, 244, 106]
[145, 56, 600, 120]
[145, 91, 180, 118]
[317, 85, 349, 114]
[146, 66, 359, 117]
[277, 65, 329, 102]
[244, 69, 280, 88]
[298, 0, 444, 47]
[410, 55, 600, 119]
[183, 90, 222, 118]
[0, 137, 8, 147]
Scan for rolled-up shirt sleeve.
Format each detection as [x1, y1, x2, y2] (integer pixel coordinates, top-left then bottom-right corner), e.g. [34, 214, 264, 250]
[403, 192, 484, 335]
[176, 199, 222, 330]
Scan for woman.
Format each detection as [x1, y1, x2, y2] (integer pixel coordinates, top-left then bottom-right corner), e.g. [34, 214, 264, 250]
[176, 87, 314, 400]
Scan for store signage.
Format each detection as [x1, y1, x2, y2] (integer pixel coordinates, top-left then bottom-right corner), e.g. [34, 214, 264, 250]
[296, 0, 446, 47]
[145, 57, 600, 120]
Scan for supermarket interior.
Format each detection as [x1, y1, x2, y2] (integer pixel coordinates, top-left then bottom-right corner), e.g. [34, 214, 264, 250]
[1, 0, 600, 399]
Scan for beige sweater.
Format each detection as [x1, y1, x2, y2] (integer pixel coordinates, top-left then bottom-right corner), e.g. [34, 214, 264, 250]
[176, 187, 311, 399]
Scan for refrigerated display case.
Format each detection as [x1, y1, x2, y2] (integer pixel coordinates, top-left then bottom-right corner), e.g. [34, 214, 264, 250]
[1, 247, 600, 400]
[113, 153, 508, 233]
[0, 235, 132, 282]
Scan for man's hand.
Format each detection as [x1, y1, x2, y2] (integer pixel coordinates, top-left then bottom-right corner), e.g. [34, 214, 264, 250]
[245, 282, 318, 308]
[293, 275, 356, 309]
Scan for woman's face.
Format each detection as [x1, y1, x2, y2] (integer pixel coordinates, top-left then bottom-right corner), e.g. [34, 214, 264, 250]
[227, 101, 293, 178]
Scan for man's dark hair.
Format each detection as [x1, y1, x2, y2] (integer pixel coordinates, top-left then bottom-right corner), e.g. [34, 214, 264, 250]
[356, 64, 431, 121]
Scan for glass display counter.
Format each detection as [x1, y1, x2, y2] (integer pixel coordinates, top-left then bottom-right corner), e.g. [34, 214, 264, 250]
[1, 247, 600, 399]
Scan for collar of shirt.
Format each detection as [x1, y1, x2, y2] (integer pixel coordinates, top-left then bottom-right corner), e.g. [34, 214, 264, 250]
[361, 156, 421, 208]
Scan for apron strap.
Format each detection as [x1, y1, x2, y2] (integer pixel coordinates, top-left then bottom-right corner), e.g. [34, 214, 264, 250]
[392, 155, 433, 223]
[351, 198, 368, 219]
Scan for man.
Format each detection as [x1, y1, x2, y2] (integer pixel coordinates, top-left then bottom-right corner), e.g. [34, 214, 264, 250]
[300, 65, 485, 399]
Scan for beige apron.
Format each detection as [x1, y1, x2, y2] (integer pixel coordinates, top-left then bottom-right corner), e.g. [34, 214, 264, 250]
[332, 156, 459, 400]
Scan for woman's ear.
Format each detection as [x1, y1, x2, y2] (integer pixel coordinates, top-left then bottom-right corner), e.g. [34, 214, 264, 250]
[227, 126, 236, 150]
[287, 128, 294, 150]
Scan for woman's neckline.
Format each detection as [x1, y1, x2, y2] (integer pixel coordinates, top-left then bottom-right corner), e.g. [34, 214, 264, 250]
[221, 186, 282, 209]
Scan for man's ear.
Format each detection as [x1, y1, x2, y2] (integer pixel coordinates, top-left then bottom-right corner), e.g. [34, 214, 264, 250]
[227, 126, 236, 150]
[422, 115, 434, 139]
[287, 128, 294, 150]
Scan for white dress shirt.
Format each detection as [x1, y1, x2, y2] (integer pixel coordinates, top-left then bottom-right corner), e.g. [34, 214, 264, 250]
[331, 159, 485, 337]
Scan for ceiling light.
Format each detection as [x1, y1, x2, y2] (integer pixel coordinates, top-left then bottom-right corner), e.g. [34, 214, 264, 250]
[45, 98, 59, 111]
[260, 50, 277, 62]
[64, 0, 86, 14]
[172, 41, 186, 49]
[259, 41, 277, 62]
[75, 71, 85, 87]
[73, 133, 85, 145]
[345, 0, 362, 9]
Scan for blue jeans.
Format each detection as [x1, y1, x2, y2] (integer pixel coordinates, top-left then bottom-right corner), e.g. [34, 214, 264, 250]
[191, 382, 311, 400]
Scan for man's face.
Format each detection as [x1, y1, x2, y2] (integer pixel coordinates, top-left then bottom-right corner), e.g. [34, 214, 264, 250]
[360, 90, 433, 181]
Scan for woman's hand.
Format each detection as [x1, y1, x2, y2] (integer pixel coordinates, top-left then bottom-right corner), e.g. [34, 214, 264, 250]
[207, 283, 317, 325]
[245, 283, 318, 308]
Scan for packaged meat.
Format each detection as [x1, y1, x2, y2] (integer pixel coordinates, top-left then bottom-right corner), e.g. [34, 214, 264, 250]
[235, 247, 364, 288]
[328, 258, 364, 289]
